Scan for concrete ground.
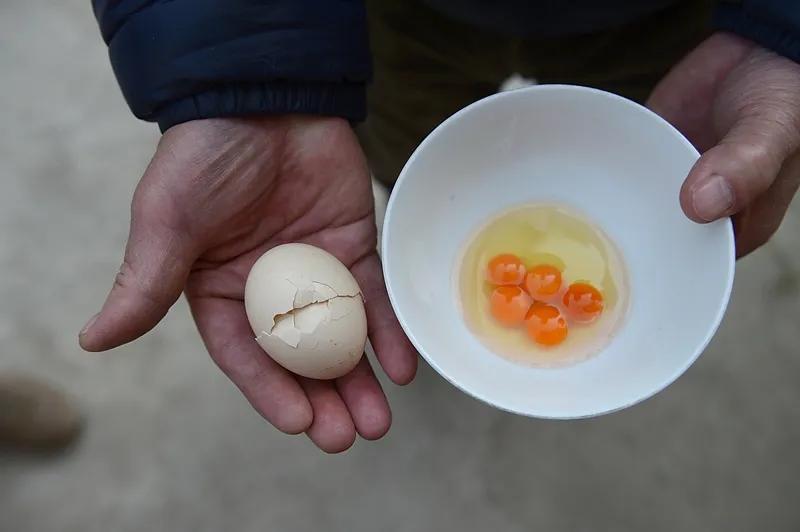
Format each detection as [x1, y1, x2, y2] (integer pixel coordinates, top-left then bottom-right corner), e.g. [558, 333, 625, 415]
[2, 2, 799, 531]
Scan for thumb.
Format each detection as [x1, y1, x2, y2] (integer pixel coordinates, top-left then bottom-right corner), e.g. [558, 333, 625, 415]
[79, 183, 197, 352]
[680, 44, 800, 224]
[680, 113, 800, 223]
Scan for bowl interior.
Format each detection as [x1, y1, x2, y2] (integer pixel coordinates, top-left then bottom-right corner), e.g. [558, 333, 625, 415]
[382, 85, 734, 418]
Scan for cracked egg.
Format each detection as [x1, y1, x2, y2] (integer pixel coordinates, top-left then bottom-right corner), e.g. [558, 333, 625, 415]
[244, 243, 367, 380]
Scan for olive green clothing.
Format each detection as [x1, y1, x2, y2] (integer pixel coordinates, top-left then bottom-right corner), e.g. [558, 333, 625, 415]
[358, 0, 713, 187]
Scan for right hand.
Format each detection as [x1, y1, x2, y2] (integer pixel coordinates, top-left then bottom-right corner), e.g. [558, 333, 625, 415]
[79, 116, 418, 453]
[648, 33, 800, 257]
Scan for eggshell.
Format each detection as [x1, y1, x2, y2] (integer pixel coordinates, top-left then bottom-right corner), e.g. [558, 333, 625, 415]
[244, 243, 367, 379]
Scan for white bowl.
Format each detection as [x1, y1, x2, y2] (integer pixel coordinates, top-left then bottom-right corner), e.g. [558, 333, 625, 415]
[382, 85, 735, 419]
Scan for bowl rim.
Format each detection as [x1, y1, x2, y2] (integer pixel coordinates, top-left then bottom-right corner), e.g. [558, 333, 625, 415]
[381, 84, 735, 419]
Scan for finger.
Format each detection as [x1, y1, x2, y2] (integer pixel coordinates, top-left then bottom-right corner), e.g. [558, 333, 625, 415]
[680, 113, 800, 223]
[734, 152, 800, 257]
[679, 45, 800, 224]
[79, 176, 198, 352]
[188, 295, 313, 434]
[336, 357, 391, 441]
[351, 252, 418, 385]
[299, 378, 356, 453]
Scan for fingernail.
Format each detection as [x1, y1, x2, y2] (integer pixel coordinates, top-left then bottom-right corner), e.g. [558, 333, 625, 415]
[80, 313, 99, 336]
[692, 175, 735, 221]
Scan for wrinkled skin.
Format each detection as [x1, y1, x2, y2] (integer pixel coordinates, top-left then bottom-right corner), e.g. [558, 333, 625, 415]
[648, 33, 800, 257]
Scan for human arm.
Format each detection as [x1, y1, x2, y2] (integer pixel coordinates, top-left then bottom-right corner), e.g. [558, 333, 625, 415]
[82, 1, 418, 452]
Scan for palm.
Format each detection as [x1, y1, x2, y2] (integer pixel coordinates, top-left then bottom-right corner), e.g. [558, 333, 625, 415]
[182, 116, 377, 301]
[81, 116, 417, 453]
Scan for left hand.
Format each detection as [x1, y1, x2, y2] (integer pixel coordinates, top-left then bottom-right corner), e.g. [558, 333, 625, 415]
[648, 32, 800, 257]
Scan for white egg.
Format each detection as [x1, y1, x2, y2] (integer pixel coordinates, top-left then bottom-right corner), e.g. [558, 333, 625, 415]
[244, 243, 367, 380]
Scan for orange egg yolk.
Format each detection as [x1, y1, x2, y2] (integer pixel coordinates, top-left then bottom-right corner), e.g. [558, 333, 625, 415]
[563, 282, 604, 323]
[525, 302, 568, 346]
[490, 286, 532, 326]
[487, 254, 526, 286]
[524, 264, 562, 299]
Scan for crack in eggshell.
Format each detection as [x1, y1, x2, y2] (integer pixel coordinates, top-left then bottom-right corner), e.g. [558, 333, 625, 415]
[262, 276, 363, 348]
[286, 275, 361, 308]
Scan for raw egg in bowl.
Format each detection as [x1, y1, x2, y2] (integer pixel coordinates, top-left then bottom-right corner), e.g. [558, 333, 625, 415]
[381, 85, 734, 419]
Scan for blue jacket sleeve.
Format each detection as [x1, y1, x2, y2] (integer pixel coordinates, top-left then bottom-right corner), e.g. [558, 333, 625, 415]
[92, 0, 371, 131]
[714, 0, 800, 62]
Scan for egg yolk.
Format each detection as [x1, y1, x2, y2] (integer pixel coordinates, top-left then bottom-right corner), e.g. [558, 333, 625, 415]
[524, 264, 562, 300]
[482, 253, 605, 346]
[487, 254, 526, 286]
[525, 302, 568, 346]
[563, 282, 604, 323]
[490, 286, 532, 326]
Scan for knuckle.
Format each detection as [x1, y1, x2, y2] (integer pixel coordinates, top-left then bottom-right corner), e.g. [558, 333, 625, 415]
[115, 260, 169, 306]
[113, 261, 136, 292]
[738, 142, 779, 176]
[718, 138, 781, 191]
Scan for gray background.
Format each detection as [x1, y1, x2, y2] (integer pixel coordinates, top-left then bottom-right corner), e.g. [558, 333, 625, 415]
[2, 2, 799, 531]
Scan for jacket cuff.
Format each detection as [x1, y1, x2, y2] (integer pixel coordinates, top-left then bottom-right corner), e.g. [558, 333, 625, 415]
[714, 3, 800, 63]
[94, 0, 371, 131]
[156, 81, 366, 132]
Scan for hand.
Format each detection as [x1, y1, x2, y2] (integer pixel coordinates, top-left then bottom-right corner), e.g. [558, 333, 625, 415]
[78, 116, 418, 452]
[648, 32, 800, 257]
